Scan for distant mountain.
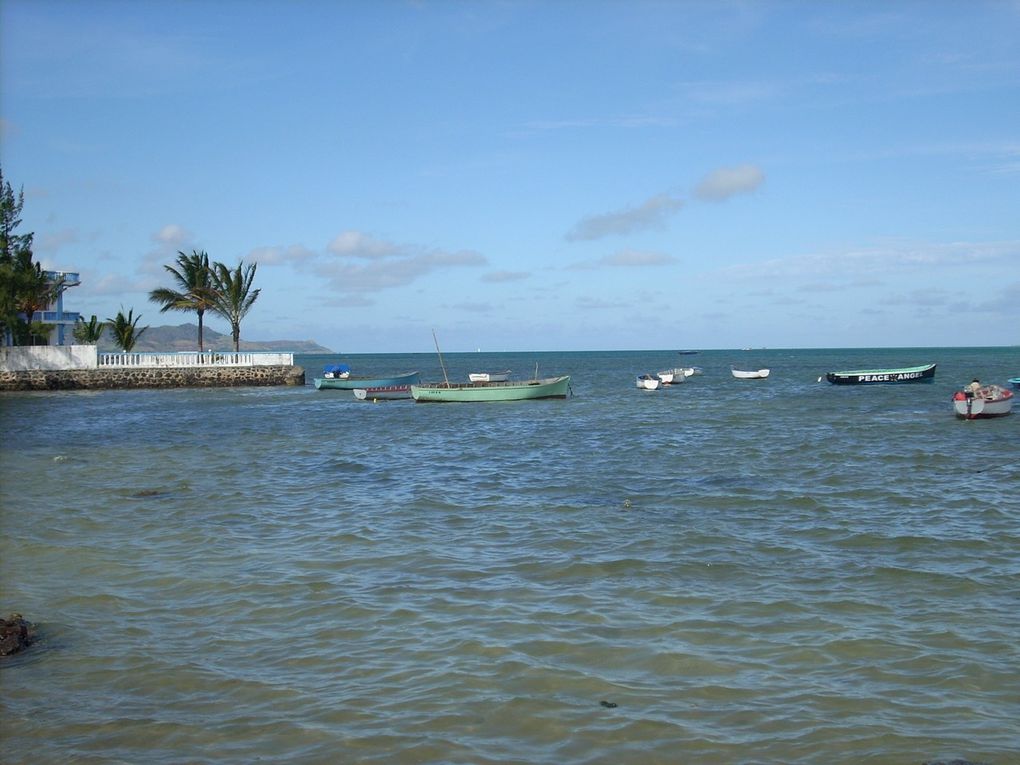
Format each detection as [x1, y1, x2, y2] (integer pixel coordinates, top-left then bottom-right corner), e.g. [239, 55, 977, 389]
[98, 323, 334, 354]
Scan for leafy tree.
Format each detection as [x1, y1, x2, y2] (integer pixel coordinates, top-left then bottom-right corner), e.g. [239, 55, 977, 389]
[0, 166, 34, 263]
[210, 260, 260, 352]
[106, 307, 147, 352]
[0, 166, 39, 344]
[73, 314, 106, 344]
[148, 250, 216, 351]
[11, 252, 63, 345]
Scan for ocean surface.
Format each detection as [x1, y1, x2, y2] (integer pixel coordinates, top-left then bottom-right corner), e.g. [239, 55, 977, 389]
[1, 347, 1018, 765]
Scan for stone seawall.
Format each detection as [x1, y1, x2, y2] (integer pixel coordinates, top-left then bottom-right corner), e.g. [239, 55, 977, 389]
[0, 365, 305, 391]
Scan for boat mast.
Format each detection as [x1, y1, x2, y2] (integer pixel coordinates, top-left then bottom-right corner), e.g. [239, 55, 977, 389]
[432, 329, 450, 387]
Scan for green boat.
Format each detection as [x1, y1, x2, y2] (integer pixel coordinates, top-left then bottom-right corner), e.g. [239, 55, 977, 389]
[313, 369, 420, 390]
[824, 362, 935, 385]
[411, 375, 571, 403]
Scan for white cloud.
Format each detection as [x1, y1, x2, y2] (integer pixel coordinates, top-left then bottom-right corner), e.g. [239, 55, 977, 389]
[327, 230, 403, 259]
[567, 193, 684, 241]
[694, 164, 765, 201]
[569, 249, 678, 270]
[152, 224, 193, 246]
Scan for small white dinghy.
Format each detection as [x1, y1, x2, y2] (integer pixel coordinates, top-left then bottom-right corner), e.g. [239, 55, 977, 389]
[732, 367, 770, 380]
[656, 368, 687, 385]
[468, 370, 511, 383]
[636, 374, 662, 390]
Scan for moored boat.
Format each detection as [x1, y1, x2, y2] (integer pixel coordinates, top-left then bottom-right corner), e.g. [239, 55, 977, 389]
[636, 374, 662, 390]
[411, 375, 571, 403]
[953, 385, 1013, 419]
[656, 368, 686, 385]
[1009, 377, 1020, 390]
[353, 385, 413, 401]
[732, 367, 770, 379]
[824, 363, 936, 385]
[468, 370, 511, 383]
[314, 369, 420, 390]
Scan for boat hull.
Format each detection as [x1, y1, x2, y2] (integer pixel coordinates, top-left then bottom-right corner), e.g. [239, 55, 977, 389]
[825, 363, 936, 385]
[314, 371, 420, 390]
[637, 375, 661, 390]
[656, 368, 686, 385]
[411, 376, 570, 402]
[354, 385, 412, 401]
[953, 386, 1013, 419]
[732, 368, 770, 379]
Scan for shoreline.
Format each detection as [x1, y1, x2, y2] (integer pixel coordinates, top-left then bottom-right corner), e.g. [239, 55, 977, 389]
[0, 365, 305, 391]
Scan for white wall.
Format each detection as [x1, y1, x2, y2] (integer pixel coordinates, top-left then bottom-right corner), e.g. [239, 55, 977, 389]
[0, 344, 99, 371]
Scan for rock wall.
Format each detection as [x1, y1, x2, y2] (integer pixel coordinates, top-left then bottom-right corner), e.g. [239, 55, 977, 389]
[0, 365, 305, 391]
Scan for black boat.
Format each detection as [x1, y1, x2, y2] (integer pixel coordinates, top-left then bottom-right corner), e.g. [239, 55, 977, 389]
[825, 362, 936, 385]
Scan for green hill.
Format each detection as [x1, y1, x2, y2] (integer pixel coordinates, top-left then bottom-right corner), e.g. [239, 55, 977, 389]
[98, 323, 333, 354]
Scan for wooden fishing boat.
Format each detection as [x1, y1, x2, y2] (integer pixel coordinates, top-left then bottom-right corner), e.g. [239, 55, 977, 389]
[353, 385, 413, 401]
[411, 375, 571, 403]
[636, 374, 662, 390]
[953, 385, 1013, 419]
[732, 367, 770, 379]
[656, 368, 686, 385]
[468, 370, 511, 383]
[824, 363, 935, 385]
[313, 369, 420, 390]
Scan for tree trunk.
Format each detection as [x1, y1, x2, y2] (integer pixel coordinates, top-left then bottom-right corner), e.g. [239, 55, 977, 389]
[197, 309, 205, 352]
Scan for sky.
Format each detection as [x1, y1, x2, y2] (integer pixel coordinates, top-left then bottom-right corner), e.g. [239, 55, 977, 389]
[1, 0, 1018, 353]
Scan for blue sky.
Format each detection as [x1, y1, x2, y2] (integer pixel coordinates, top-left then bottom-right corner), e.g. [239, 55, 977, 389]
[2, 0, 1018, 352]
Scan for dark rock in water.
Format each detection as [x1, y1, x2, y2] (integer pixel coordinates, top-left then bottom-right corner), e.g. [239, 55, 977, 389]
[599, 700, 618, 708]
[0, 613, 36, 656]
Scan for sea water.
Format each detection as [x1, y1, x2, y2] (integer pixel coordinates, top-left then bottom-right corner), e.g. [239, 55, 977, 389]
[1, 347, 1018, 764]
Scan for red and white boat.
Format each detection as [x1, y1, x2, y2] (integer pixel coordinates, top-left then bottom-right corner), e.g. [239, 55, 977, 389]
[953, 385, 1013, 419]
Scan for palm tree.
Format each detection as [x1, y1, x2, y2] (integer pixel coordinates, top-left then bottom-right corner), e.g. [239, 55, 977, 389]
[210, 260, 261, 352]
[106, 308, 147, 352]
[148, 250, 216, 351]
[73, 314, 106, 344]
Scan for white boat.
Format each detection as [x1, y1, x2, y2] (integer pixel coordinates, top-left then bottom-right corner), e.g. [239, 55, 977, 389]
[636, 374, 661, 390]
[468, 370, 511, 383]
[732, 367, 770, 379]
[953, 384, 1013, 419]
[682, 366, 703, 376]
[656, 368, 687, 385]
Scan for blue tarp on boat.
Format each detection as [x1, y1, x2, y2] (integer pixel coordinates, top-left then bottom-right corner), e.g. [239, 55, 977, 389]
[323, 364, 351, 375]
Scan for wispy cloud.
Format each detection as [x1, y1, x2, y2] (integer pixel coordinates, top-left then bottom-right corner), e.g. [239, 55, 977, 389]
[722, 240, 1020, 281]
[694, 164, 765, 201]
[569, 249, 678, 270]
[327, 230, 404, 259]
[313, 248, 486, 293]
[566, 194, 684, 241]
[482, 270, 530, 283]
[245, 229, 487, 295]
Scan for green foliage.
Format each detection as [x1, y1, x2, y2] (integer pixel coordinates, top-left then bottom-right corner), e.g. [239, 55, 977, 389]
[73, 314, 106, 344]
[148, 250, 217, 351]
[106, 307, 148, 352]
[210, 260, 261, 352]
[0, 165, 46, 344]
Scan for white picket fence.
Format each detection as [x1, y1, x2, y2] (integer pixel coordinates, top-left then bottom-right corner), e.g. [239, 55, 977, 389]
[99, 351, 294, 368]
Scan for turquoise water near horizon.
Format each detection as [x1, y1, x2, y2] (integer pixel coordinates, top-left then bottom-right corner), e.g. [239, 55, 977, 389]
[1, 346, 1018, 764]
